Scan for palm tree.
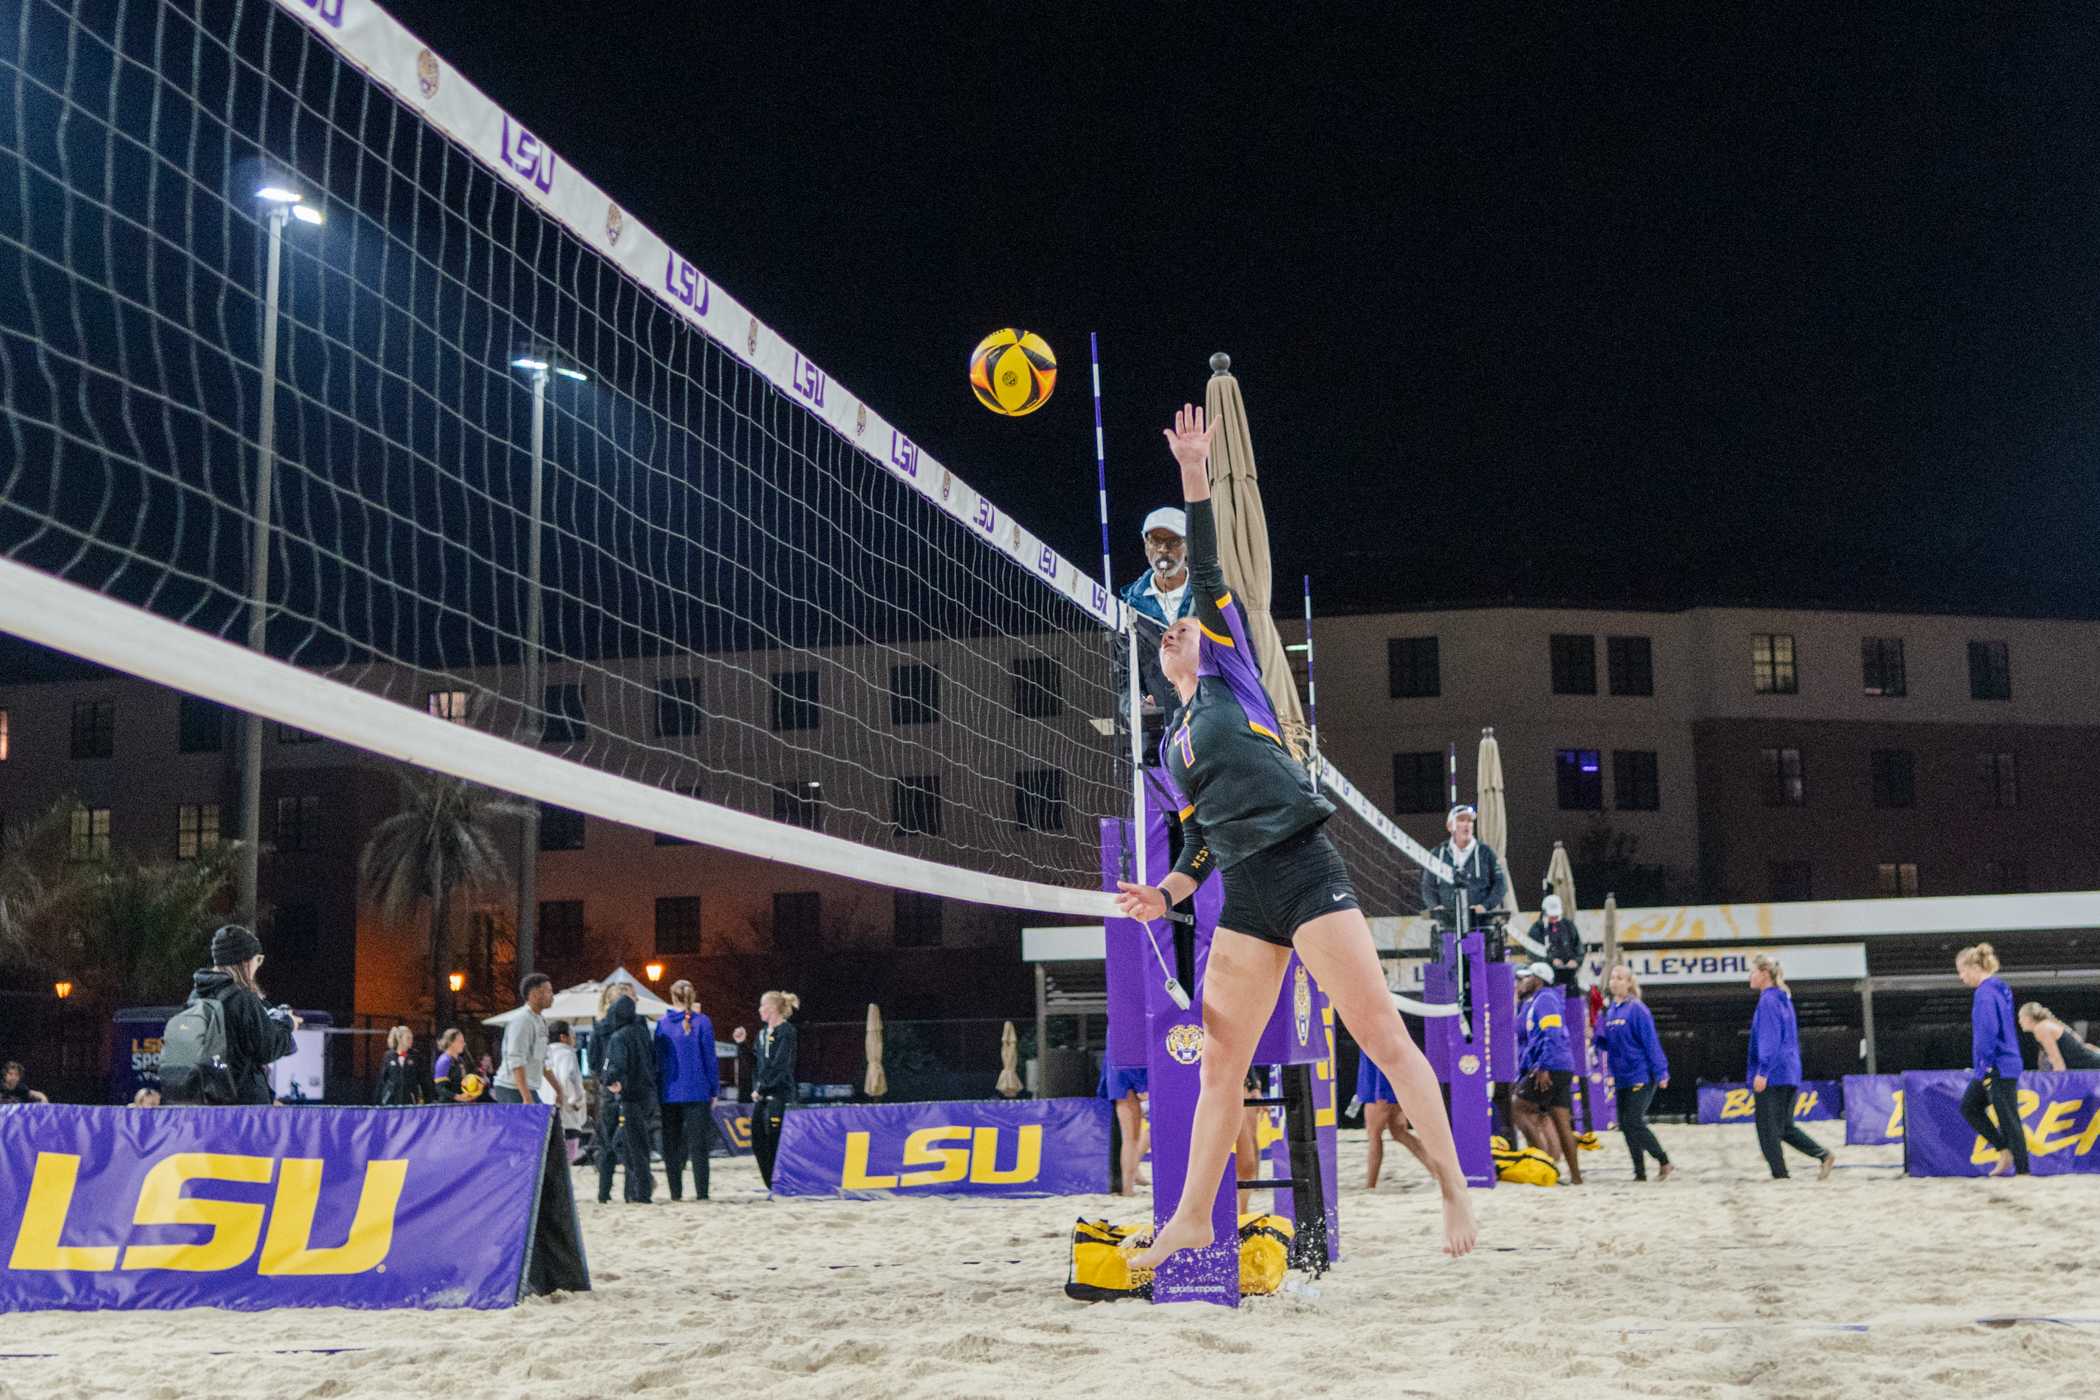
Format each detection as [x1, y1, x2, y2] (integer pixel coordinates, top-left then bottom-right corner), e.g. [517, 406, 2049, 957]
[359, 770, 530, 1030]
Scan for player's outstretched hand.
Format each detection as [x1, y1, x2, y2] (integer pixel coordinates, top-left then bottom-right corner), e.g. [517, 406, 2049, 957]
[1162, 403, 1216, 475]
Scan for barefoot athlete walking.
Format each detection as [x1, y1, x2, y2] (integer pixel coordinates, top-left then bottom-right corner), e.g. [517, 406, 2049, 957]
[1117, 405, 1477, 1269]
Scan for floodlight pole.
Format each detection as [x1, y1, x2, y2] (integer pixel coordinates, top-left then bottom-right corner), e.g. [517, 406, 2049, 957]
[237, 203, 290, 926]
[516, 364, 550, 977]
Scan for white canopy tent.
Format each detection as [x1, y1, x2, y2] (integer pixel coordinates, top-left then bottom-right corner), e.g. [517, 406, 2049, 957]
[482, 966, 735, 1058]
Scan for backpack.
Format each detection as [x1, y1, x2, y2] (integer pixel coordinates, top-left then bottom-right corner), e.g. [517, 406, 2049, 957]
[159, 996, 235, 1104]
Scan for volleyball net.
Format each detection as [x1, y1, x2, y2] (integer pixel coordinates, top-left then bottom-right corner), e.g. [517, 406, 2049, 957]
[0, 0, 1439, 923]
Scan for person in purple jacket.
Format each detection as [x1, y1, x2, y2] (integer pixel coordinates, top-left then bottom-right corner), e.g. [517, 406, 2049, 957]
[1746, 955, 1835, 1181]
[1598, 964, 1673, 1182]
[1511, 962, 1584, 1183]
[1956, 943, 2029, 1177]
[655, 980, 721, 1201]
[1115, 405, 1474, 1269]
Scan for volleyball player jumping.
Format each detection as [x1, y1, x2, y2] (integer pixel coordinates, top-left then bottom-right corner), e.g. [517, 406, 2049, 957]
[1117, 405, 1476, 1268]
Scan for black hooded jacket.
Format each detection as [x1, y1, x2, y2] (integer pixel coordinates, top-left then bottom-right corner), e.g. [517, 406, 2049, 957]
[597, 997, 656, 1103]
[186, 968, 296, 1105]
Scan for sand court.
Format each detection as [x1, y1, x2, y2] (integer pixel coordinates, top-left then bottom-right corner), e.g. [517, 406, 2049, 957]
[5, 1121, 2096, 1399]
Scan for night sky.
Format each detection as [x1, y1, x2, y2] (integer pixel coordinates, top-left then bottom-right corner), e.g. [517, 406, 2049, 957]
[385, 6, 2100, 617]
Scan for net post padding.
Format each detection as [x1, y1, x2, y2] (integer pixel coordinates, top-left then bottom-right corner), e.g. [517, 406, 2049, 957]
[0, 559, 1114, 919]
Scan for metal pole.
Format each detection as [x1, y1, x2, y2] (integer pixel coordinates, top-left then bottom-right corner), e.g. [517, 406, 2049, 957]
[238, 206, 288, 927]
[516, 368, 548, 977]
[1301, 574, 1319, 758]
[1859, 978, 1878, 1076]
[1091, 333, 1147, 888]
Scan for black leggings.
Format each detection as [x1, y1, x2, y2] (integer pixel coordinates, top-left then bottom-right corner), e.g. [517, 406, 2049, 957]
[596, 1096, 655, 1202]
[751, 1100, 787, 1189]
[1615, 1083, 1669, 1179]
[1753, 1085, 1829, 1178]
[661, 1101, 714, 1199]
[1960, 1076, 2030, 1175]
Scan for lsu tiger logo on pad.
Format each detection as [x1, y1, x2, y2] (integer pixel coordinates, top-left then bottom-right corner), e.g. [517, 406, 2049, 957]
[1165, 1023, 1205, 1066]
[1293, 965, 1312, 1048]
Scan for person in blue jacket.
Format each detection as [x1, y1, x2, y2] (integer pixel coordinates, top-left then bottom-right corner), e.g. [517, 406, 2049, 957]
[1097, 1061, 1150, 1196]
[1957, 943, 2029, 1177]
[1747, 955, 1835, 1180]
[1598, 964, 1673, 1182]
[1511, 961, 1583, 1184]
[655, 980, 720, 1201]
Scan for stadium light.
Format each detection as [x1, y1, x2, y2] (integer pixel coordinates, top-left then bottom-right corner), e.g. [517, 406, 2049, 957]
[53, 980, 73, 1000]
[237, 183, 326, 927]
[508, 347, 588, 978]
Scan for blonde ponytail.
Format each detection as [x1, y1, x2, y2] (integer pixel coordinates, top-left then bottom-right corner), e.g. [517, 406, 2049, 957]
[1957, 942, 2001, 975]
[1752, 954, 1788, 990]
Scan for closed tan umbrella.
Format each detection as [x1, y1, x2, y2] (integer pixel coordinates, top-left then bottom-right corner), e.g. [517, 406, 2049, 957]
[996, 1020, 1022, 1098]
[1476, 728, 1519, 920]
[1202, 354, 1309, 755]
[863, 1002, 887, 1099]
[1545, 840, 1578, 932]
[1602, 892, 1620, 975]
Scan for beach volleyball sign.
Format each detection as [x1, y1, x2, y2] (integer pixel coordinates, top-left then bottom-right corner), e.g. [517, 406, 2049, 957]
[770, 1097, 1110, 1199]
[0, 1104, 587, 1312]
[1902, 1070, 2100, 1177]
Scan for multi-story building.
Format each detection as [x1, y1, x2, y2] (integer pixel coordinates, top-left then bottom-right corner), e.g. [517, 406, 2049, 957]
[1286, 603, 2100, 905]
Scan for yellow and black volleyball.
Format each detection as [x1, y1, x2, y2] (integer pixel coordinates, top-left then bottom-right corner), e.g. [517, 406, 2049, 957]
[969, 328, 1057, 416]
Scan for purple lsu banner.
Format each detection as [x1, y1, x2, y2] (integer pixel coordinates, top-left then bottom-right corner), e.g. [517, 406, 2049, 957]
[0, 1103, 583, 1311]
[1841, 1073, 1920, 1145]
[711, 1102, 752, 1156]
[1695, 1080, 1843, 1124]
[770, 1097, 1110, 1199]
[1903, 1071, 2100, 1177]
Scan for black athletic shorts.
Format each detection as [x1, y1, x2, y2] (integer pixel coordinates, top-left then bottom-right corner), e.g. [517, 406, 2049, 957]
[1517, 1069, 1575, 1111]
[1216, 822, 1358, 948]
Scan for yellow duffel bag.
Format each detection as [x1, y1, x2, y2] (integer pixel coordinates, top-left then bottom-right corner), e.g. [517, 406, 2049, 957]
[1066, 1214, 1297, 1302]
[1493, 1143, 1561, 1187]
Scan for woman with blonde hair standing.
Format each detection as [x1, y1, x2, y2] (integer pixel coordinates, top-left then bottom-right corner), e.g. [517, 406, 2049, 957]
[655, 980, 720, 1201]
[1957, 943, 2029, 1177]
[375, 1024, 424, 1106]
[2017, 1001, 2100, 1072]
[1746, 955, 1835, 1181]
[734, 990, 801, 1190]
[1597, 964, 1672, 1182]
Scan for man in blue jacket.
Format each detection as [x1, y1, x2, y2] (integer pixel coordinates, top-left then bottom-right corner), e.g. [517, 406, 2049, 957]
[1511, 961, 1583, 1184]
[655, 980, 721, 1201]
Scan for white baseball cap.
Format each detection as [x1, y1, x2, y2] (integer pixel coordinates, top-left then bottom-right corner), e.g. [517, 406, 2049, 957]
[1141, 507, 1186, 540]
[1542, 894, 1563, 918]
[1522, 961, 1555, 982]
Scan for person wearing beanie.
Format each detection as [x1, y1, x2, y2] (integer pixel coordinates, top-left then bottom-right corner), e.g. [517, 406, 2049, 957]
[172, 924, 298, 1105]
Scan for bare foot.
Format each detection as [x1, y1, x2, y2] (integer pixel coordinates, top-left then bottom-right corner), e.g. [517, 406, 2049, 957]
[1124, 1212, 1216, 1271]
[1657, 1161, 1675, 1182]
[1988, 1152, 2014, 1178]
[1441, 1191, 1478, 1258]
[1818, 1154, 1838, 1182]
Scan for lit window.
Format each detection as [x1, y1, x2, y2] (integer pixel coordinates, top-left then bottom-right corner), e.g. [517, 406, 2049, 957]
[1874, 862, 1919, 897]
[70, 806, 111, 859]
[1555, 748, 1602, 811]
[1751, 634, 1797, 694]
[177, 802, 221, 860]
[1761, 748, 1805, 807]
[425, 689, 469, 724]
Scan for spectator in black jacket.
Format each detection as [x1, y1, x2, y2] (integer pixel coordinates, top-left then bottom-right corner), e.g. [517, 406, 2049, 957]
[375, 1025, 424, 1106]
[0, 1061, 48, 1104]
[734, 989, 801, 1190]
[180, 924, 297, 1105]
[1419, 805, 1507, 929]
[1529, 895, 1585, 989]
[596, 990, 656, 1204]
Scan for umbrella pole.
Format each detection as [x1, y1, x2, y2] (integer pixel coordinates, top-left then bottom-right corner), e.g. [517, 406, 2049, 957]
[1301, 574, 1319, 757]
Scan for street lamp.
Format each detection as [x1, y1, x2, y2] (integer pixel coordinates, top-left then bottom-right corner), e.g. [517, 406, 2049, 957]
[644, 961, 664, 983]
[507, 349, 589, 979]
[52, 980, 73, 1000]
[448, 970, 466, 995]
[237, 183, 325, 926]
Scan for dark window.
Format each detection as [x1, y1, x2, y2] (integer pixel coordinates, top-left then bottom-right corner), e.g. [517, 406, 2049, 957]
[274, 794, 319, 852]
[272, 903, 319, 961]
[890, 664, 941, 725]
[1768, 861, 1813, 902]
[655, 677, 701, 737]
[539, 900, 585, 959]
[539, 802, 585, 851]
[1015, 768, 1066, 832]
[1874, 862, 1920, 898]
[1607, 636, 1654, 697]
[1968, 641, 2011, 700]
[1555, 749, 1603, 810]
[1387, 637, 1440, 699]
[70, 806, 111, 859]
[1861, 638, 1906, 697]
[1612, 750, 1660, 811]
[894, 890, 943, 947]
[1761, 748, 1805, 807]
[177, 695, 226, 753]
[1869, 750, 1916, 808]
[893, 775, 943, 837]
[276, 721, 321, 745]
[773, 891, 822, 948]
[1982, 858, 2028, 894]
[1392, 752, 1445, 814]
[770, 670, 821, 732]
[1751, 634, 1797, 694]
[1011, 656, 1064, 718]
[176, 802, 221, 860]
[773, 780, 825, 831]
[543, 684, 586, 743]
[1550, 635, 1597, 695]
[655, 895, 701, 954]
[1978, 752, 2018, 809]
[70, 700, 114, 759]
